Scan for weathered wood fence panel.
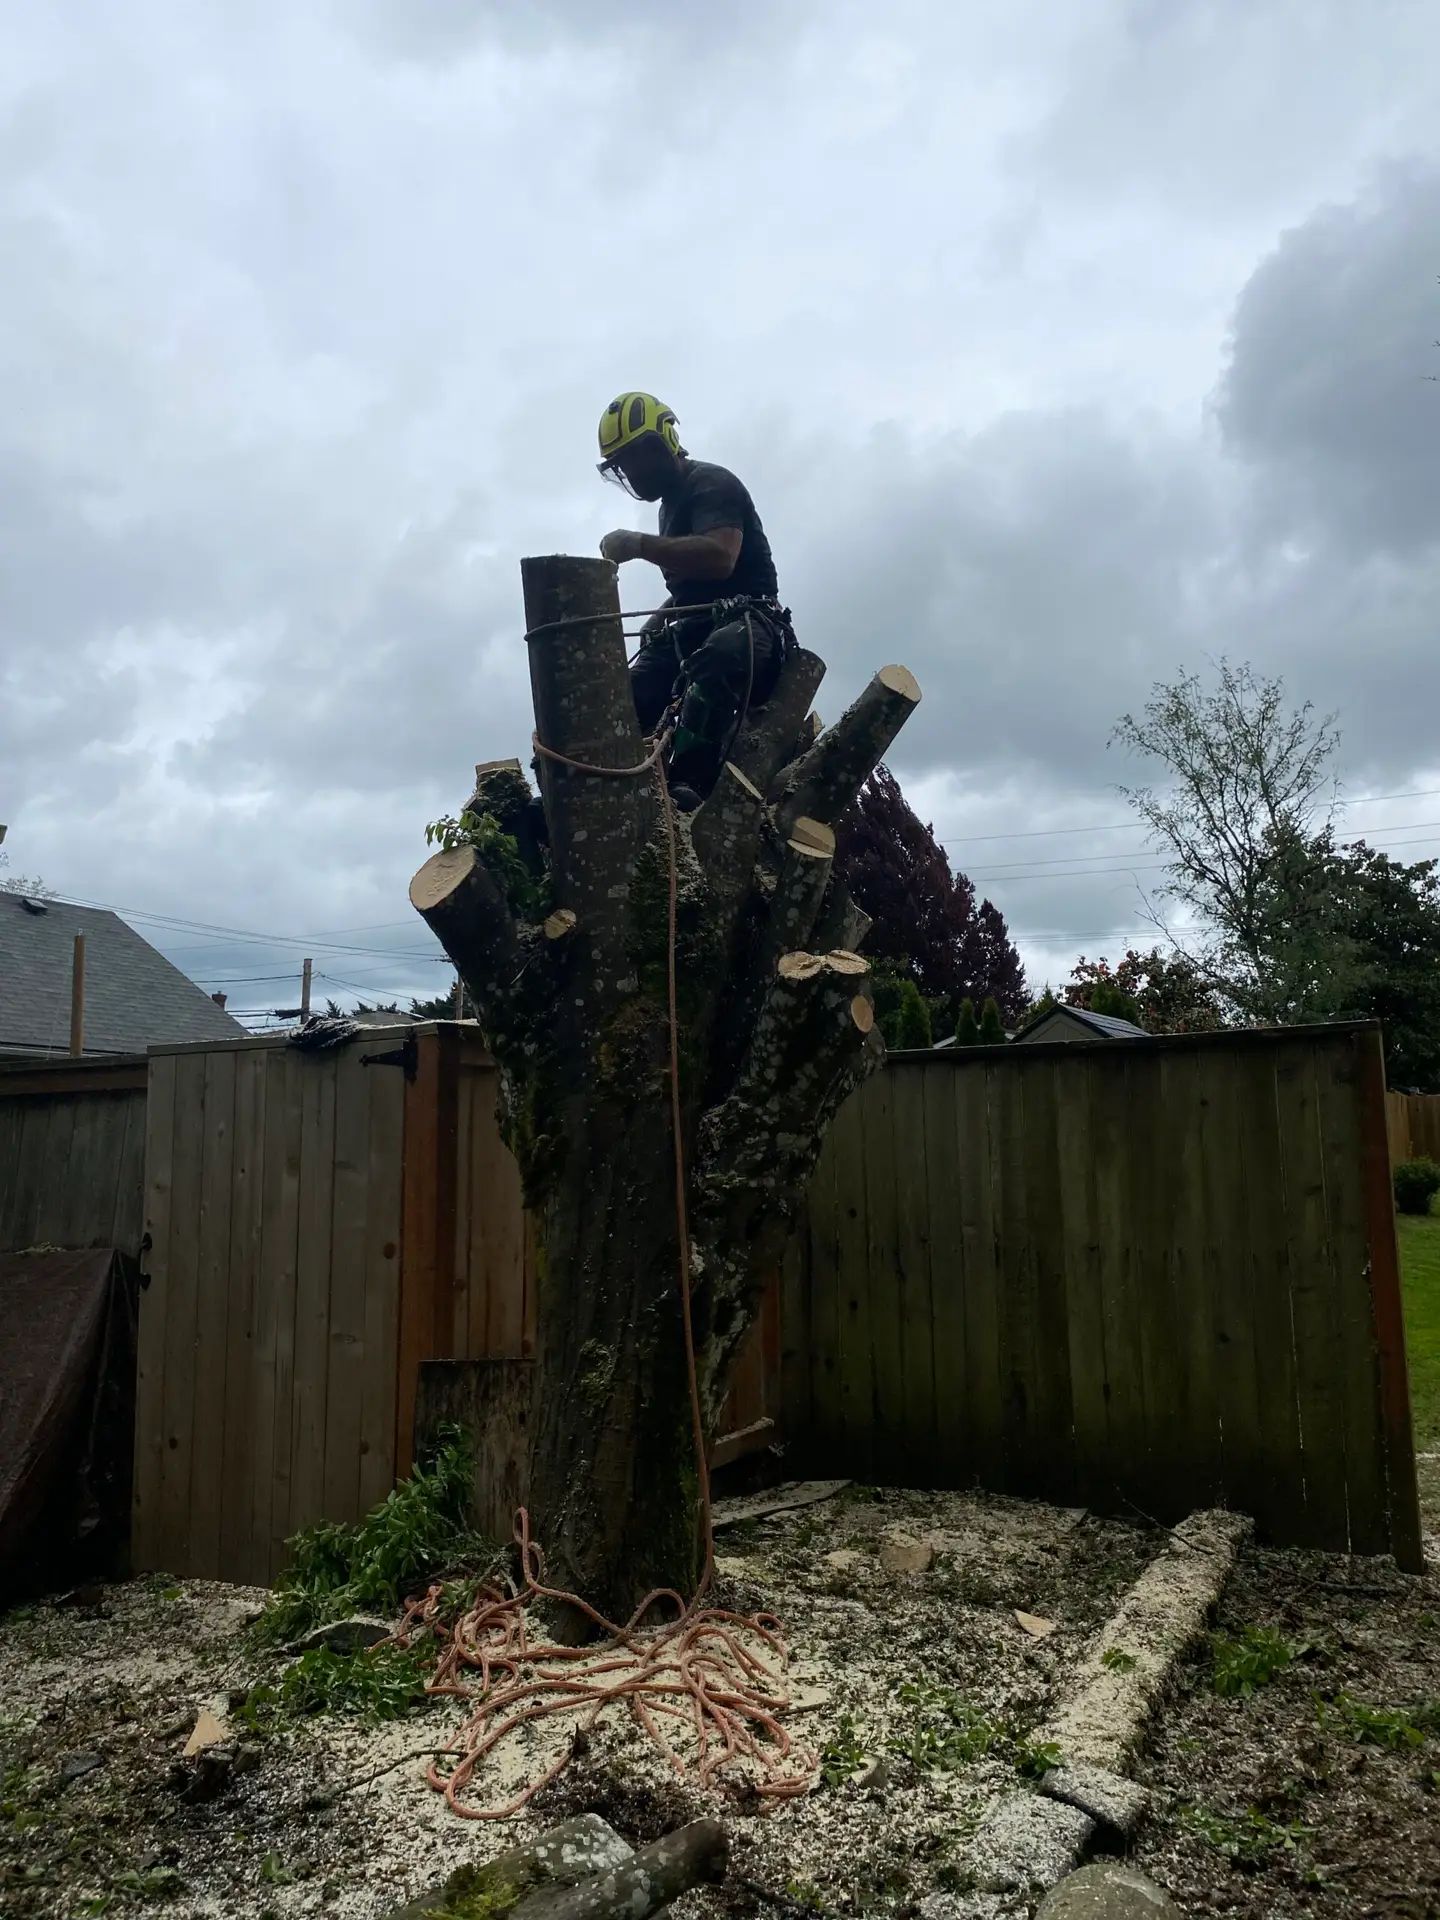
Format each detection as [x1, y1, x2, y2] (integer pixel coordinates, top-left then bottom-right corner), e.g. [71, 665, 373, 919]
[1385, 1089, 1440, 1166]
[785, 1024, 1422, 1570]
[134, 1033, 406, 1585]
[0, 1059, 148, 1255]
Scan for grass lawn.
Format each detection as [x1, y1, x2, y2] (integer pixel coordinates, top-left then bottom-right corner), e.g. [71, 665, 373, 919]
[1396, 1211, 1440, 1453]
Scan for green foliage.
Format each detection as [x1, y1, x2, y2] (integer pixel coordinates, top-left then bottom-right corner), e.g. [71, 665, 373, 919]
[893, 978, 933, 1050]
[1180, 1803, 1316, 1864]
[423, 811, 549, 919]
[819, 1713, 869, 1787]
[979, 996, 1005, 1043]
[1012, 1737, 1064, 1779]
[249, 1428, 489, 1647]
[259, 1853, 296, 1888]
[1397, 1213, 1440, 1450]
[1023, 987, 1058, 1025]
[1068, 948, 1224, 1034]
[1210, 1625, 1301, 1698]
[1395, 1157, 1440, 1217]
[887, 1682, 1000, 1772]
[953, 997, 979, 1046]
[239, 1644, 433, 1730]
[1321, 1691, 1440, 1750]
[1101, 1648, 1138, 1673]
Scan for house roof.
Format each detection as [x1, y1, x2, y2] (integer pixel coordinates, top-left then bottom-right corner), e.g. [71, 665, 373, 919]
[1014, 1003, 1150, 1043]
[0, 893, 244, 1058]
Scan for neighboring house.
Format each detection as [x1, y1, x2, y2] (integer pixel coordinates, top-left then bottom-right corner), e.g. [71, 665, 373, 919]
[0, 893, 243, 1060]
[1011, 1003, 1149, 1045]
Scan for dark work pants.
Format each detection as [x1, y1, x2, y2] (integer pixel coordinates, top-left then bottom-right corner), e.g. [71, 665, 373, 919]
[629, 613, 783, 794]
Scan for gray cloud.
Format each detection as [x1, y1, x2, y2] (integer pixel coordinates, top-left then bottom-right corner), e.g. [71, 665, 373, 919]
[4, 1, 1440, 1010]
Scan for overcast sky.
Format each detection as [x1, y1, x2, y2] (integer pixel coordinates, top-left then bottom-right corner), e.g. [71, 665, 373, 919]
[5, 0, 1440, 1021]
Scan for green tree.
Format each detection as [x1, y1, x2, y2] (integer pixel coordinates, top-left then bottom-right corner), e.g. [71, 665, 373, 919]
[979, 997, 1005, 1043]
[1067, 947, 1224, 1034]
[891, 978, 933, 1050]
[1023, 986, 1059, 1025]
[1325, 838, 1440, 1089]
[1113, 660, 1343, 1023]
[954, 997, 980, 1046]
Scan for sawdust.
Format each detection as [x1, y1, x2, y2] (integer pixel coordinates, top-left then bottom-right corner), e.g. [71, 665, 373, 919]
[0, 1489, 1160, 1919]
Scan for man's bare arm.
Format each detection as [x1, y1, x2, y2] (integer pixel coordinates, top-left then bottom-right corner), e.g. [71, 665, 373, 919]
[639, 527, 741, 577]
[601, 526, 742, 579]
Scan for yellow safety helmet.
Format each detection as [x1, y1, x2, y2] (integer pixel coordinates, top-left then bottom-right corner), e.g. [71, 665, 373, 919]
[597, 391, 682, 466]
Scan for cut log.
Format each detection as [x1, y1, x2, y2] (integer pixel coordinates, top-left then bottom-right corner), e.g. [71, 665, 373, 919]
[380, 1815, 635, 1920]
[515, 1821, 728, 1920]
[409, 845, 521, 1002]
[774, 664, 922, 835]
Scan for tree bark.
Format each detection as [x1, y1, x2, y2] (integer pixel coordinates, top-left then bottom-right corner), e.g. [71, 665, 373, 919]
[409, 556, 920, 1618]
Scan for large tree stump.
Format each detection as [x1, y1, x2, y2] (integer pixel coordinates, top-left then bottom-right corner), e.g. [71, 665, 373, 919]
[409, 555, 920, 1617]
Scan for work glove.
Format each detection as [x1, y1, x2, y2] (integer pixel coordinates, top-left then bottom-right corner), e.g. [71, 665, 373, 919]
[600, 529, 645, 565]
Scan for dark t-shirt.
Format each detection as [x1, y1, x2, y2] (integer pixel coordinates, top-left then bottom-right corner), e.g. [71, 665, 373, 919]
[658, 459, 778, 611]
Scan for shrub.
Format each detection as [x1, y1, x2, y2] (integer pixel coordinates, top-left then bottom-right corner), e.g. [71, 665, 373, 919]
[1394, 1158, 1440, 1216]
[979, 997, 1005, 1043]
[954, 998, 980, 1047]
[893, 979, 933, 1051]
[1210, 1625, 1301, 1698]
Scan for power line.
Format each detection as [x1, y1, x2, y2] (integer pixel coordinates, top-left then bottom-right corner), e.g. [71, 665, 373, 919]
[936, 786, 1440, 848]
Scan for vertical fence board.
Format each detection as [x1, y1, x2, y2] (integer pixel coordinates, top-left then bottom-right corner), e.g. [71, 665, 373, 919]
[188, 1049, 237, 1580]
[1237, 1047, 1307, 1542]
[1088, 1054, 1147, 1516]
[890, 1066, 937, 1481]
[1127, 1051, 1185, 1520]
[922, 1059, 968, 1485]
[802, 1127, 842, 1460]
[831, 1093, 874, 1478]
[156, 1056, 206, 1575]
[862, 1070, 905, 1479]
[359, 1062, 405, 1514]
[1273, 1042, 1351, 1550]
[1318, 1035, 1391, 1554]
[133, 1055, 178, 1569]
[264, 1052, 307, 1574]
[216, 1050, 265, 1582]
[31, 1098, 79, 1246]
[1056, 1054, 1109, 1506]
[1156, 1047, 1223, 1514]
[954, 1062, 1004, 1491]
[290, 1053, 338, 1538]
[1021, 1056, 1075, 1505]
[1192, 1044, 1263, 1518]
[778, 1204, 813, 1452]
[322, 1046, 372, 1529]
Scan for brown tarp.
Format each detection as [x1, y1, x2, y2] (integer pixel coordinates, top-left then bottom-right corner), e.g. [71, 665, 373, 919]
[0, 1248, 137, 1596]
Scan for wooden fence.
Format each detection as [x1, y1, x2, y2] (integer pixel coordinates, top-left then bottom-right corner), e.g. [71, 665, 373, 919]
[783, 1022, 1422, 1570]
[0, 1056, 148, 1256]
[133, 1025, 542, 1585]
[1385, 1089, 1440, 1167]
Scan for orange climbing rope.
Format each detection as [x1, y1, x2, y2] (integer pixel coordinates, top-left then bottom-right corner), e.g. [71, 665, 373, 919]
[393, 714, 814, 1818]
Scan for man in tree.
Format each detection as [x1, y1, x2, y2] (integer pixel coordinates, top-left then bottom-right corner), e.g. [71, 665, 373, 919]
[596, 392, 794, 808]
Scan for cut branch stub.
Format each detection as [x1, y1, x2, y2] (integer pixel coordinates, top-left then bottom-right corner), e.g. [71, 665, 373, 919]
[774, 663, 922, 834]
[409, 843, 521, 1002]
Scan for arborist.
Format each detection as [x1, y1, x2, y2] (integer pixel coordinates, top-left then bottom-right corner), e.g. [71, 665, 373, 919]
[596, 391, 795, 809]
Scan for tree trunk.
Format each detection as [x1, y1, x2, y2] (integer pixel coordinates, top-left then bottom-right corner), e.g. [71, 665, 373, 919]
[409, 555, 920, 1619]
